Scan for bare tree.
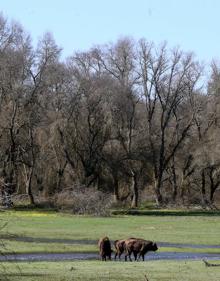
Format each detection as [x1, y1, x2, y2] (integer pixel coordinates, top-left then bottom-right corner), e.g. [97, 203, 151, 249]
[0, 14, 217, 210]
[137, 40, 202, 205]
[99, 38, 143, 207]
[0, 17, 33, 206]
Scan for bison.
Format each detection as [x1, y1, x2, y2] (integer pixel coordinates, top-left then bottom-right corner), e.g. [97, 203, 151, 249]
[124, 238, 158, 261]
[114, 237, 138, 260]
[98, 236, 112, 261]
[114, 239, 126, 260]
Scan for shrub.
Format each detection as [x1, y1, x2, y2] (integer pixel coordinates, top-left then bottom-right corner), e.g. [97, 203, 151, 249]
[55, 186, 113, 216]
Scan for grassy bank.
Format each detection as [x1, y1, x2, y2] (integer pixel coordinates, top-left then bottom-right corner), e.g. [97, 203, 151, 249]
[0, 210, 219, 245]
[1, 260, 220, 281]
[1, 240, 220, 255]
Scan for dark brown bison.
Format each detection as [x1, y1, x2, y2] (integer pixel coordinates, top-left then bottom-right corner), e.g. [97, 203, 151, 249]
[124, 239, 158, 261]
[98, 236, 112, 261]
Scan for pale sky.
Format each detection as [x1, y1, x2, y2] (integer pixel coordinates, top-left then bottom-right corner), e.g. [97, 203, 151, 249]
[0, 0, 219, 63]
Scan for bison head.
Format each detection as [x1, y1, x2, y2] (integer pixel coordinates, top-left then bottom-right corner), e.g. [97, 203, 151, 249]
[151, 242, 158, 251]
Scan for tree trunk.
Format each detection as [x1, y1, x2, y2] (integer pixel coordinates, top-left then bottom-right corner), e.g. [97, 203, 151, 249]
[201, 169, 208, 206]
[171, 158, 178, 203]
[209, 183, 220, 204]
[113, 173, 119, 203]
[26, 167, 35, 205]
[154, 175, 163, 206]
[208, 167, 218, 205]
[131, 171, 138, 208]
[210, 188, 215, 204]
[56, 161, 67, 192]
[179, 173, 185, 205]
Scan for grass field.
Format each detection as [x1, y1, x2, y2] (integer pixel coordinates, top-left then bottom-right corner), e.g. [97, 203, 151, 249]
[0, 209, 220, 280]
[1, 260, 220, 281]
[0, 210, 220, 244]
[1, 241, 220, 255]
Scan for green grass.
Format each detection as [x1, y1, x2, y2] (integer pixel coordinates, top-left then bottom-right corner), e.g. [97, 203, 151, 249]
[0, 240, 97, 254]
[0, 210, 220, 245]
[1, 240, 220, 255]
[1, 260, 220, 281]
[0, 210, 220, 280]
[159, 247, 220, 254]
[2, 242, 220, 255]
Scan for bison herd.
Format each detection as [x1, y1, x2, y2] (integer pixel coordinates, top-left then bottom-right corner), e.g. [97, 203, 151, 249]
[98, 237, 158, 261]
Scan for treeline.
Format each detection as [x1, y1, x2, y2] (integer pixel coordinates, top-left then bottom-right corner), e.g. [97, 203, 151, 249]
[0, 14, 220, 208]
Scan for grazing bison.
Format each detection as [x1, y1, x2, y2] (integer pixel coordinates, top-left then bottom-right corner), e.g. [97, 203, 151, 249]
[124, 239, 158, 261]
[98, 236, 112, 261]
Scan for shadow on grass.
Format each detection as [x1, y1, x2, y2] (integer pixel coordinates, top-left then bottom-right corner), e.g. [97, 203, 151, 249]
[111, 209, 220, 216]
[12, 204, 58, 212]
[1, 273, 50, 277]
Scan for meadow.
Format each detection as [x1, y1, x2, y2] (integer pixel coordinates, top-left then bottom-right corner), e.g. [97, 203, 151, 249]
[1, 260, 220, 281]
[0, 210, 220, 243]
[0, 209, 220, 280]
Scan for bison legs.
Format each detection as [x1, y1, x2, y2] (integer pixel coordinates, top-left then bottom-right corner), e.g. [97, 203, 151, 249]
[115, 250, 121, 261]
[125, 250, 132, 262]
[133, 252, 138, 261]
[115, 249, 123, 261]
[101, 254, 111, 261]
[137, 252, 145, 261]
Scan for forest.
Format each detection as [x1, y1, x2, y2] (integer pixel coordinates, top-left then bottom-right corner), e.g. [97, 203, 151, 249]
[1, 14, 220, 210]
